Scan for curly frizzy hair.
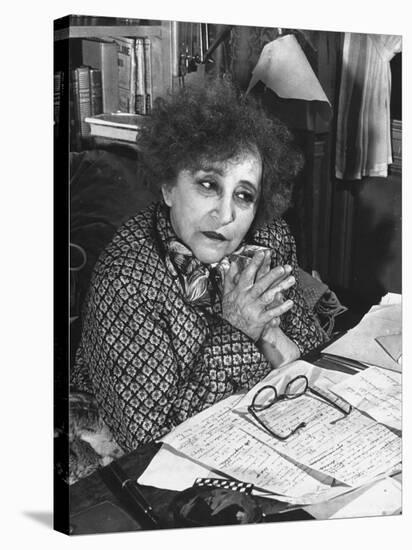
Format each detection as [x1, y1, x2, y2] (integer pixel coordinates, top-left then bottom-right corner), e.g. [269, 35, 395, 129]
[136, 78, 304, 227]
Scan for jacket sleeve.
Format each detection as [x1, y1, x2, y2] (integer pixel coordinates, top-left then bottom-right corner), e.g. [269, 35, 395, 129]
[270, 221, 328, 355]
[79, 272, 272, 452]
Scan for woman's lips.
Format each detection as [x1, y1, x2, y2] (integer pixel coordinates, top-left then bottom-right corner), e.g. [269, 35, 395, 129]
[202, 231, 227, 242]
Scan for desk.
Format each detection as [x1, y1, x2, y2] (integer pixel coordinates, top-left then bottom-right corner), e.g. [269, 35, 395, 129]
[68, 354, 401, 534]
[69, 442, 313, 534]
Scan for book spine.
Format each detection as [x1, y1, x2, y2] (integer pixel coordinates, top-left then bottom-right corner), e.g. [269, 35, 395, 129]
[114, 37, 136, 113]
[81, 40, 119, 113]
[135, 38, 146, 115]
[72, 66, 91, 137]
[89, 69, 103, 116]
[143, 37, 152, 114]
[54, 70, 63, 137]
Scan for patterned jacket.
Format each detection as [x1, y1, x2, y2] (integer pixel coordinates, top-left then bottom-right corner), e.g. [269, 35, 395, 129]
[72, 202, 326, 451]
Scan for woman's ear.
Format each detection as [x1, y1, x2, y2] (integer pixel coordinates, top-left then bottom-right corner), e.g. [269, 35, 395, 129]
[161, 183, 172, 207]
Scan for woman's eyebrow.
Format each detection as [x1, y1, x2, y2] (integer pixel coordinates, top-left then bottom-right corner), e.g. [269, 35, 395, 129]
[239, 180, 259, 192]
[196, 166, 224, 176]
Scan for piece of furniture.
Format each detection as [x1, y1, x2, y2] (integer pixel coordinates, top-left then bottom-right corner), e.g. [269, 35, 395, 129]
[54, 16, 179, 153]
[68, 441, 312, 534]
[68, 349, 401, 534]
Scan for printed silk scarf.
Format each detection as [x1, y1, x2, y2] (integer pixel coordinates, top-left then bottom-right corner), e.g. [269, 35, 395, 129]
[165, 239, 269, 306]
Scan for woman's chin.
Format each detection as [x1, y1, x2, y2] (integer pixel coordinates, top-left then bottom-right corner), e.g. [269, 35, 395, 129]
[193, 246, 229, 265]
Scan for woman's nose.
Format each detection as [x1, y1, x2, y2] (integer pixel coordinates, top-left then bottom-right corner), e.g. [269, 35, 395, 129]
[214, 198, 235, 226]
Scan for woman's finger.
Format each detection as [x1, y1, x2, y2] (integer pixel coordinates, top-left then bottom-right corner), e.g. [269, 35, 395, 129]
[261, 299, 294, 324]
[256, 250, 271, 281]
[259, 275, 296, 306]
[237, 250, 266, 289]
[249, 264, 292, 298]
[223, 260, 239, 293]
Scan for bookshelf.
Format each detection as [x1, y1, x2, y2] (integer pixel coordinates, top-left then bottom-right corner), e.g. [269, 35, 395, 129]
[54, 16, 179, 151]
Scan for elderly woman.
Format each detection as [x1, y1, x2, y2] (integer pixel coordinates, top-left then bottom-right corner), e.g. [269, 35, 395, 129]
[72, 79, 326, 453]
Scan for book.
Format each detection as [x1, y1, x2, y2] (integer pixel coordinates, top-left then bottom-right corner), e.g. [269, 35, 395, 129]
[135, 38, 146, 114]
[113, 37, 136, 113]
[143, 37, 153, 114]
[54, 70, 64, 137]
[81, 38, 119, 113]
[85, 112, 146, 143]
[72, 66, 91, 137]
[89, 69, 103, 116]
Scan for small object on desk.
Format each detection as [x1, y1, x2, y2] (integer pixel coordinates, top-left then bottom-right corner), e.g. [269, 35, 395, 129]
[316, 353, 368, 375]
[100, 461, 161, 529]
[171, 485, 263, 527]
[194, 477, 253, 494]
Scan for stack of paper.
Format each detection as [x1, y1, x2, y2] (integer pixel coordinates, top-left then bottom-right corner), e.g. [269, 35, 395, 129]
[322, 294, 402, 372]
[139, 360, 401, 509]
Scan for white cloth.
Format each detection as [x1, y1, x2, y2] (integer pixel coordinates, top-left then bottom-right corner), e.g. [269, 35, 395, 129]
[335, 33, 402, 180]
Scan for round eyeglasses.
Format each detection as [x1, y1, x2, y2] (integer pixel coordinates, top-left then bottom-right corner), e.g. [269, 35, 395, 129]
[248, 374, 352, 440]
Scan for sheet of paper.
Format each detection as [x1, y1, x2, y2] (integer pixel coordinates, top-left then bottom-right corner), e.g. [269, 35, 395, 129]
[159, 361, 400, 503]
[379, 293, 402, 306]
[375, 333, 402, 363]
[328, 477, 401, 519]
[139, 440, 351, 506]
[237, 395, 401, 488]
[234, 362, 401, 488]
[161, 393, 345, 503]
[138, 443, 214, 491]
[323, 302, 402, 372]
[330, 367, 401, 431]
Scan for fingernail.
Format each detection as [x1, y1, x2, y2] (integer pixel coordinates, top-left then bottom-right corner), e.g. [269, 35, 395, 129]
[284, 265, 292, 273]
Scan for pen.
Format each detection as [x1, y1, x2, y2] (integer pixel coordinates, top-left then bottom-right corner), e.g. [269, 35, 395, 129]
[320, 353, 369, 371]
[101, 461, 161, 529]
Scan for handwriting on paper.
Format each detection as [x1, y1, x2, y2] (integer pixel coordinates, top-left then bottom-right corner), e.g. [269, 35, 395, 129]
[162, 395, 337, 500]
[330, 367, 401, 431]
[237, 393, 401, 488]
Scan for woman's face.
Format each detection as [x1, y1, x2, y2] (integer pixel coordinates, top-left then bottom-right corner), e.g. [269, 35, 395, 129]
[162, 151, 262, 264]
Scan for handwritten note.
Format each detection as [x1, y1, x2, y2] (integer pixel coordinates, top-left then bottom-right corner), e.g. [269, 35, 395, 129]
[330, 367, 401, 431]
[161, 361, 401, 501]
[162, 395, 341, 502]
[234, 361, 401, 488]
[238, 394, 401, 488]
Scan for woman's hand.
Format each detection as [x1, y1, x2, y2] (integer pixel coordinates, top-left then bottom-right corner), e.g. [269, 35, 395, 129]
[222, 250, 295, 341]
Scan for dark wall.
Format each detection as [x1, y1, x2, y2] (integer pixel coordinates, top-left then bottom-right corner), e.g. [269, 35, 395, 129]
[350, 174, 401, 295]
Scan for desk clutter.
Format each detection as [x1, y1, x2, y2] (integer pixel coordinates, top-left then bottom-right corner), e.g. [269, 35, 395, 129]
[139, 291, 402, 520]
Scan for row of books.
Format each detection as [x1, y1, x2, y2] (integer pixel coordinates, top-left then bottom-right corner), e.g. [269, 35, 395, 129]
[54, 65, 144, 145]
[82, 36, 153, 116]
[54, 70, 65, 138]
[55, 36, 154, 146]
[71, 66, 103, 138]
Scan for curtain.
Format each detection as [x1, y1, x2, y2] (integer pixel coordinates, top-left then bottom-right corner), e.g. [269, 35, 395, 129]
[335, 33, 402, 180]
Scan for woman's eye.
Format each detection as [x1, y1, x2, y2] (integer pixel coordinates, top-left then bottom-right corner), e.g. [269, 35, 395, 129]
[237, 191, 255, 204]
[198, 180, 215, 191]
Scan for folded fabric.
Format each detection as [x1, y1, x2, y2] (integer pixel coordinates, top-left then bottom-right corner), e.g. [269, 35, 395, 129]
[298, 269, 347, 336]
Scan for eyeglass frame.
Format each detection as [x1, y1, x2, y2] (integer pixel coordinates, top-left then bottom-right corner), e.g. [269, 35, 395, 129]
[247, 374, 352, 441]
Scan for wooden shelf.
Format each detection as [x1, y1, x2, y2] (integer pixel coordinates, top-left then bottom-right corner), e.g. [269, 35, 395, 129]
[54, 25, 163, 41]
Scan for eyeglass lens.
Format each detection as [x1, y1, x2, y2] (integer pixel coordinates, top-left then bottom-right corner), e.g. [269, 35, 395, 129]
[252, 386, 278, 410]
